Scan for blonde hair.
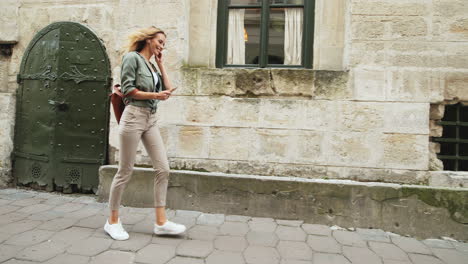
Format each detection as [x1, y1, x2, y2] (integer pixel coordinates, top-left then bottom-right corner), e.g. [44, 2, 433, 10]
[125, 26, 166, 52]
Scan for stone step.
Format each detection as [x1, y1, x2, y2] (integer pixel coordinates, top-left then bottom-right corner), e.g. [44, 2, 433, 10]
[98, 165, 468, 240]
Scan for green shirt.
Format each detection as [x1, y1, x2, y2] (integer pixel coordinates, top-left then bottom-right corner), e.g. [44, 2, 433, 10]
[120, 51, 165, 113]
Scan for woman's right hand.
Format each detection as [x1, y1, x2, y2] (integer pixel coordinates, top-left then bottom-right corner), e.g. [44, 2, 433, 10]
[154, 90, 172, 100]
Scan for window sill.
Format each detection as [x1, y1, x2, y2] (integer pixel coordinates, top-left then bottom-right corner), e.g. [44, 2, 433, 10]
[180, 67, 350, 99]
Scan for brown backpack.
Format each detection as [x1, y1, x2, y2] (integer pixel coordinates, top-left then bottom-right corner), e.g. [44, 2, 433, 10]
[109, 84, 140, 124]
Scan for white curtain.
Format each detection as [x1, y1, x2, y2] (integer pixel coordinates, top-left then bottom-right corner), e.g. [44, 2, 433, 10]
[227, 9, 246, 64]
[284, 8, 303, 65]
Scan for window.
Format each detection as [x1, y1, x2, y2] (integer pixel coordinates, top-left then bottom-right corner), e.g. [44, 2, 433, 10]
[433, 103, 468, 171]
[216, 0, 315, 68]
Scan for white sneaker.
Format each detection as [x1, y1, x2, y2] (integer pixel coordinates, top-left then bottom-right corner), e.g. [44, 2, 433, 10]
[154, 220, 186, 235]
[104, 219, 129, 240]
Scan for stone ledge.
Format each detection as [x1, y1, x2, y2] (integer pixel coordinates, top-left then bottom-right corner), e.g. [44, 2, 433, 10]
[98, 165, 468, 240]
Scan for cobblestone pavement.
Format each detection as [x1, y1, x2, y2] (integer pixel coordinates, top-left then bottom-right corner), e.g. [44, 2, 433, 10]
[0, 188, 467, 264]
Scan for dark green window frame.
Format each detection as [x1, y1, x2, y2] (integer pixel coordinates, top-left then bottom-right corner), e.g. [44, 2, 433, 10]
[433, 103, 468, 171]
[216, 0, 315, 69]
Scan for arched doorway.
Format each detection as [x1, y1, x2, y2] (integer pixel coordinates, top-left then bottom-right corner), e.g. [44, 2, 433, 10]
[13, 22, 111, 193]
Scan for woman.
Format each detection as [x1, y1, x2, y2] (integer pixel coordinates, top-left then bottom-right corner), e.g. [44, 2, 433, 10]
[104, 26, 185, 240]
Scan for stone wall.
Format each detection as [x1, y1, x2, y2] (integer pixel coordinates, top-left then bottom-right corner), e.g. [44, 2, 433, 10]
[1, 0, 468, 187]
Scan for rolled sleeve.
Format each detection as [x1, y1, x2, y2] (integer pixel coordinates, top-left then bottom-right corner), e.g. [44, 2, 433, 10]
[121, 53, 139, 97]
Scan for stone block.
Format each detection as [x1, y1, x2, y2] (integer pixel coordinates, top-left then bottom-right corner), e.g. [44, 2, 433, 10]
[182, 97, 223, 125]
[218, 98, 260, 127]
[351, 16, 385, 40]
[206, 250, 245, 264]
[445, 72, 468, 101]
[325, 132, 383, 168]
[391, 17, 428, 39]
[177, 240, 214, 258]
[369, 242, 409, 261]
[342, 246, 381, 264]
[383, 103, 429, 134]
[276, 226, 307, 241]
[135, 244, 176, 264]
[313, 253, 351, 264]
[389, 71, 444, 103]
[302, 100, 338, 130]
[277, 241, 313, 261]
[314, 71, 351, 100]
[198, 69, 236, 95]
[351, 2, 429, 16]
[0, 0, 19, 43]
[208, 127, 251, 160]
[214, 236, 247, 252]
[336, 102, 384, 132]
[430, 120, 443, 137]
[260, 99, 305, 129]
[246, 231, 279, 247]
[244, 246, 280, 264]
[252, 129, 294, 163]
[349, 42, 385, 67]
[234, 69, 275, 96]
[270, 69, 314, 96]
[382, 134, 429, 170]
[353, 69, 386, 101]
[307, 235, 341, 253]
[430, 104, 445, 120]
[176, 126, 209, 158]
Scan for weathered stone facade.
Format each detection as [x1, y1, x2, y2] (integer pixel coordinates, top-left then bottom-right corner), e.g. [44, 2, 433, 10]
[1, 0, 468, 187]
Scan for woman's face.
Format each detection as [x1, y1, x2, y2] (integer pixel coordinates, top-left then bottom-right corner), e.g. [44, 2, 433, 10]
[148, 33, 166, 57]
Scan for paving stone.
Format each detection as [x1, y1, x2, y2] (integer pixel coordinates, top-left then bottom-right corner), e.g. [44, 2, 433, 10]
[391, 236, 432, 255]
[65, 206, 101, 220]
[356, 228, 391, 243]
[52, 203, 85, 213]
[169, 216, 196, 230]
[225, 215, 251, 222]
[276, 226, 307, 241]
[16, 241, 67, 262]
[4, 229, 55, 247]
[120, 213, 147, 224]
[0, 212, 28, 225]
[37, 217, 78, 231]
[333, 230, 367, 247]
[135, 244, 176, 264]
[423, 239, 455, 249]
[0, 205, 21, 215]
[196, 213, 225, 226]
[34, 192, 59, 200]
[280, 260, 311, 264]
[42, 196, 75, 206]
[0, 231, 13, 243]
[0, 188, 20, 195]
[219, 221, 249, 236]
[175, 210, 202, 218]
[0, 198, 13, 205]
[313, 253, 351, 264]
[75, 214, 107, 229]
[111, 232, 151, 252]
[152, 235, 187, 246]
[10, 198, 45, 207]
[131, 218, 155, 234]
[307, 235, 341, 253]
[431, 248, 468, 264]
[214, 236, 248, 252]
[167, 256, 205, 264]
[248, 221, 277, 233]
[50, 226, 94, 245]
[246, 231, 279, 247]
[369, 242, 410, 262]
[42, 253, 89, 264]
[206, 250, 245, 264]
[0, 220, 43, 235]
[89, 250, 135, 264]
[452, 241, 468, 253]
[382, 260, 412, 264]
[277, 240, 313, 261]
[301, 224, 332, 236]
[3, 192, 36, 201]
[408, 253, 443, 264]
[67, 237, 113, 256]
[276, 219, 304, 227]
[244, 246, 280, 264]
[17, 204, 54, 215]
[0, 244, 24, 262]
[342, 246, 382, 264]
[27, 210, 65, 221]
[188, 225, 218, 241]
[72, 195, 98, 204]
[2, 259, 40, 264]
[177, 239, 214, 258]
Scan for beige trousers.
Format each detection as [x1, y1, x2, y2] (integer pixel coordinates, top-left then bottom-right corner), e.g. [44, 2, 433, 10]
[108, 105, 169, 210]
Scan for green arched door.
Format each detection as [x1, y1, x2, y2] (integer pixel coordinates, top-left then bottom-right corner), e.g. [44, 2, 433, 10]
[13, 22, 111, 193]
